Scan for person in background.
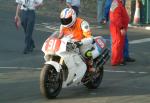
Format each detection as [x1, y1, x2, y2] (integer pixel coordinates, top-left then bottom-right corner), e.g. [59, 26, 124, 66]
[109, 0, 129, 66]
[122, 0, 135, 62]
[97, 0, 106, 27]
[108, 0, 135, 64]
[66, 0, 80, 16]
[104, 0, 112, 23]
[15, 0, 43, 54]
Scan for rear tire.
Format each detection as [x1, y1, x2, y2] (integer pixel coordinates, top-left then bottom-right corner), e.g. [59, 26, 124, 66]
[84, 66, 103, 89]
[40, 64, 63, 99]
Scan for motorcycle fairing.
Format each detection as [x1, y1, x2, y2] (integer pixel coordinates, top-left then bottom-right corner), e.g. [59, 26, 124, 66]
[42, 37, 63, 54]
[60, 53, 87, 88]
[45, 61, 62, 72]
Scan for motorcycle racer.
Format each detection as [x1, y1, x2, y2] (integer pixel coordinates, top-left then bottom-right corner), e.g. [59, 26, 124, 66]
[58, 8, 100, 72]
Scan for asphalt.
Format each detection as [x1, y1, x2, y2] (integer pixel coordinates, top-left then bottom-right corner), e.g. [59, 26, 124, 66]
[0, 5, 150, 103]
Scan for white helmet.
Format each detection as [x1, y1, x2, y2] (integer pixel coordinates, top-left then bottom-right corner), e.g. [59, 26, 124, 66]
[60, 8, 76, 28]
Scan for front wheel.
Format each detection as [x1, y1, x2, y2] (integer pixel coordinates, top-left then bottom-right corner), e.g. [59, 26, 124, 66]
[84, 66, 104, 89]
[40, 64, 63, 99]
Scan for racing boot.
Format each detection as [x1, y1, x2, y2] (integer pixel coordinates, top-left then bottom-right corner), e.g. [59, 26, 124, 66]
[87, 60, 95, 72]
[124, 57, 135, 62]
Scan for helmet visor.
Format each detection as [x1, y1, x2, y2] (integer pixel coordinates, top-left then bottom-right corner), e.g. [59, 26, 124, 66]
[60, 17, 72, 25]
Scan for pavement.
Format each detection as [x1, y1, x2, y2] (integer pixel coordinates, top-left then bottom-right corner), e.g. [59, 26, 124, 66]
[0, 3, 150, 103]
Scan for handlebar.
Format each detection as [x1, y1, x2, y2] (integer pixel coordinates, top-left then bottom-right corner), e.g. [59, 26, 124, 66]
[74, 42, 83, 47]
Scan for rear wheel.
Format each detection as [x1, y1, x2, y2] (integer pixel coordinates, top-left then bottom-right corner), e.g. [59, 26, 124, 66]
[84, 66, 103, 89]
[40, 64, 63, 99]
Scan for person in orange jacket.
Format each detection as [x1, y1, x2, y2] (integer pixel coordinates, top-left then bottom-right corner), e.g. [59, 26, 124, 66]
[109, 0, 129, 66]
[59, 8, 91, 41]
[59, 8, 100, 72]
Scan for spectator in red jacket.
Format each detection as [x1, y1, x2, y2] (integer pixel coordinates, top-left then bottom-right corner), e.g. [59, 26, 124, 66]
[109, 0, 129, 66]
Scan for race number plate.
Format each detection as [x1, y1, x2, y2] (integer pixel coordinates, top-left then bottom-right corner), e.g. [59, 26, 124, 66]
[42, 37, 61, 53]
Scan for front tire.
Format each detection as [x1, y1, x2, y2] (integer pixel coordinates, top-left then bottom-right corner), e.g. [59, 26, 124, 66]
[40, 64, 63, 99]
[84, 66, 103, 89]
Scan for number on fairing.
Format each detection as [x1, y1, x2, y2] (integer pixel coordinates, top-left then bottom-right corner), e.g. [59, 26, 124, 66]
[48, 39, 57, 50]
[95, 38, 105, 49]
[44, 38, 61, 52]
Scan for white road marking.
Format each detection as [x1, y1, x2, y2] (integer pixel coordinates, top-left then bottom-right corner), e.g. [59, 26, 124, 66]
[104, 70, 148, 74]
[0, 67, 148, 74]
[36, 23, 49, 26]
[104, 38, 150, 45]
[35, 28, 52, 32]
[129, 38, 150, 44]
[45, 26, 59, 30]
[0, 67, 41, 70]
[145, 27, 150, 30]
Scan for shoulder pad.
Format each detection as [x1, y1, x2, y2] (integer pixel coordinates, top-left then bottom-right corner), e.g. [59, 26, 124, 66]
[110, 0, 118, 12]
[81, 20, 90, 32]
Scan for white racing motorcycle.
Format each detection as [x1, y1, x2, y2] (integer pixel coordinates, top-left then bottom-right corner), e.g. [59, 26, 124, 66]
[40, 32, 110, 99]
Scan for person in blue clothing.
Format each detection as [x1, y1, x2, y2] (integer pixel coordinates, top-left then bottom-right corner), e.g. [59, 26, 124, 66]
[15, 0, 43, 54]
[122, 0, 135, 62]
[104, 0, 126, 23]
[97, 0, 106, 27]
[104, 0, 112, 22]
